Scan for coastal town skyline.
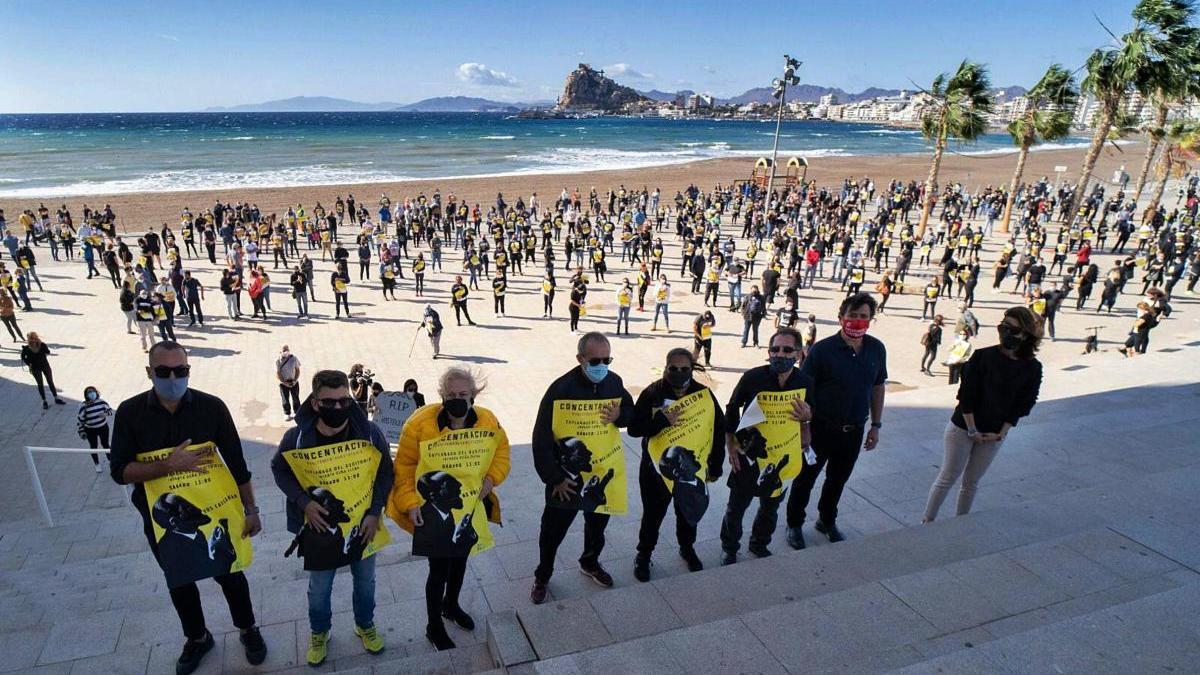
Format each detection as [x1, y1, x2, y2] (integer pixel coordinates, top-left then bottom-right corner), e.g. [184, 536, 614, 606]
[2, 0, 1132, 113]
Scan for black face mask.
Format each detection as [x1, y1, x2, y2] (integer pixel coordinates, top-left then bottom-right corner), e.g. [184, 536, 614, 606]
[665, 369, 692, 389]
[1000, 333, 1024, 352]
[443, 397, 471, 418]
[317, 405, 351, 429]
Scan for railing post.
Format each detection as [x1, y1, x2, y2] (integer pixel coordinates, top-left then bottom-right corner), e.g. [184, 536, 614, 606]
[23, 446, 54, 527]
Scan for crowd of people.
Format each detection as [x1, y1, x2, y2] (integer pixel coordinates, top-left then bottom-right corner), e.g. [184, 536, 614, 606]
[0, 167, 1195, 673]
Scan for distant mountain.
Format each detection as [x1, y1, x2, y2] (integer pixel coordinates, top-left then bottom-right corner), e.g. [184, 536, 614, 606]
[637, 89, 693, 102]
[558, 64, 652, 111]
[396, 96, 522, 113]
[992, 85, 1029, 100]
[203, 96, 402, 112]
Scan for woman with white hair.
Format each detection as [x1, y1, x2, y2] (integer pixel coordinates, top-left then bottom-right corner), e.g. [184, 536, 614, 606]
[386, 367, 510, 651]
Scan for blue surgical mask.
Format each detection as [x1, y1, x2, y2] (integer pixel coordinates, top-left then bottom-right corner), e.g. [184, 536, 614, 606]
[152, 376, 189, 401]
[583, 363, 609, 383]
[86, 391, 98, 402]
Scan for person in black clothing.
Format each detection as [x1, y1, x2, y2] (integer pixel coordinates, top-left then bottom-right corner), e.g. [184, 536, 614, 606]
[529, 332, 634, 604]
[182, 272, 205, 326]
[789, 293, 887, 547]
[569, 277, 587, 332]
[109, 341, 267, 675]
[923, 306, 1042, 521]
[403, 378, 427, 407]
[920, 315, 943, 375]
[627, 348, 724, 581]
[20, 332, 65, 408]
[449, 275, 475, 326]
[720, 327, 813, 563]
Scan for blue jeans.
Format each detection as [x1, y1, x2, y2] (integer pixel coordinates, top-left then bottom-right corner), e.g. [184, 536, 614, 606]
[308, 554, 377, 634]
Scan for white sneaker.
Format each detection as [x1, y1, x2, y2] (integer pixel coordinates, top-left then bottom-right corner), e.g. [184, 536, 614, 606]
[285, 414, 293, 421]
[94, 463, 103, 473]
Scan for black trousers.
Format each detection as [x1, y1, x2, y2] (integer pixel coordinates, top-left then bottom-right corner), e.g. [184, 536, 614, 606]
[453, 302, 473, 325]
[535, 504, 609, 582]
[786, 421, 864, 527]
[637, 453, 697, 556]
[425, 556, 467, 626]
[569, 305, 580, 331]
[30, 366, 58, 401]
[84, 424, 109, 464]
[146, 525, 256, 640]
[279, 383, 300, 415]
[720, 486, 782, 553]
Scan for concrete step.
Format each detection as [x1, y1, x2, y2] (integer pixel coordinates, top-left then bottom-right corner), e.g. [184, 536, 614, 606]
[519, 525, 1199, 674]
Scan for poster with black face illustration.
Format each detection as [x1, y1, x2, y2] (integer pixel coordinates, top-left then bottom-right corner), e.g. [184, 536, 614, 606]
[412, 428, 498, 557]
[550, 399, 627, 515]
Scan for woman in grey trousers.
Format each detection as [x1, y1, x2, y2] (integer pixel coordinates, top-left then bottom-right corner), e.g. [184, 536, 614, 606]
[923, 306, 1043, 522]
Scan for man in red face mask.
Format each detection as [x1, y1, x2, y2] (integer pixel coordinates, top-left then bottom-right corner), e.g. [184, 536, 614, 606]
[786, 292, 888, 549]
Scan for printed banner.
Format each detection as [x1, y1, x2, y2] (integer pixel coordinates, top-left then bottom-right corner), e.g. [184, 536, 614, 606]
[282, 439, 391, 570]
[734, 389, 805, 498]
[371, 392, 419, 448]
[413, 428, 499, 557]
[550, 398, 627, 515]
[137, 442, 253, 588]
[646, 389, 714, 526]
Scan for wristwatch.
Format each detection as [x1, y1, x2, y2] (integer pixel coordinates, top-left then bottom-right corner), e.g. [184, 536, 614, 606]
[966, 428, 978, 438]
[870, 421, 883, 429]
[244, 505, 260, 516]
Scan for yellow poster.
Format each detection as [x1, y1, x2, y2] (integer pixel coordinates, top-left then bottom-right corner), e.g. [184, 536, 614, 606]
[136, 442, 253, 588]
[733, 389, 805, 498]
[550, 398, 627, 515]
[282, 439, 391, 570]
[413, 428, 499, 557]
[646, 389, 715, 526]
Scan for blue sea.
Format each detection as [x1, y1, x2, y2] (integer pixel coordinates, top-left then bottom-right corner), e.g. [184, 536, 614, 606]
[0, 112, 1092, 198]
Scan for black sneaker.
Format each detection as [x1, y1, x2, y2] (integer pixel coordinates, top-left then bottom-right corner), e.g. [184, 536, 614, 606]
[815, 520, 845, 543]
[679, 547, 703, 572]
[240, 626, 267, 665]
[441, 605, 475, 631]
[633, 554, 652, 582]
[579, 562, 614, 588]
[748, 544, 772, 558]
[425, 623, 456, 651]
[786, 527, 806, 550]
[176, 631, 214, 675]
[720, 550, 737, 566]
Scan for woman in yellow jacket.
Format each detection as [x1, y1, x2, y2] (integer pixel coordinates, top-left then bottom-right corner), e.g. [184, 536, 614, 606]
[386, 367, 510, 651]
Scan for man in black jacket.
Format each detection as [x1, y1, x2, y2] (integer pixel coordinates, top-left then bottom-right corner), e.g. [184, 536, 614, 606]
[529, 332, 634, 604]
[109, 341, 266, 675]
[271, 369, 394, 665]
[720, 328, 812, 564]
[627, 348, 724, 581]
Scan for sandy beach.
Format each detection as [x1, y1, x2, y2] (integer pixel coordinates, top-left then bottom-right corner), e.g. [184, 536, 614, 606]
[0, 142, 1144, 231]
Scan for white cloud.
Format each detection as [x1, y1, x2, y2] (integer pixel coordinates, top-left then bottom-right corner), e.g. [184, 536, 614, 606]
[456, 63, 519, 88]
[603, 63, 654, 81]
[703, 65, 717, 74]
[156, 33, 180, 42]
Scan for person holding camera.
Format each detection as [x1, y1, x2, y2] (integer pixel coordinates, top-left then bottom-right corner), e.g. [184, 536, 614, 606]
[276, 345, 301, 421]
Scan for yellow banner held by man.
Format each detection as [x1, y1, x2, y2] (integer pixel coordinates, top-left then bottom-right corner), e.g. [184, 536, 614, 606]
[647, 389, 715, 526]
[735, 389, 806, 498]
[550, 398, 627, 515]
[413, 428, 499, 557]
[137, 442, 253, 589]
[282, 439, 391, 570]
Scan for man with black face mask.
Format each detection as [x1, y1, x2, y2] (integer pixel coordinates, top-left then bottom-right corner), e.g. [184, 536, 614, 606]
[719, 327, 813, 564]
[628, 348, 725, 581]
[271, 369, 394, 666]
[110, 341, 267, 674]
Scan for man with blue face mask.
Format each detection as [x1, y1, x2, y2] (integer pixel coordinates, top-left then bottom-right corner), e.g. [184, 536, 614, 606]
[109, 341, 267, 675]
[528, 331, 634, 605]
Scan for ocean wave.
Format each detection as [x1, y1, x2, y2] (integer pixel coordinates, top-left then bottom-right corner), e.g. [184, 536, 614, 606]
[480, 135, 515, 140]
[956, 140, 1116, 156]
[854, 129, 919, 135]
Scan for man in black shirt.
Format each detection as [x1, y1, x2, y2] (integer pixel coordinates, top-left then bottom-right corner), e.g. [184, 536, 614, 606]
[109, 341, 266, 674]
[790, 293, 887, 547]
[719, 327, 812, 564]
[529, 332, 634, 604]
[182, 271, 204, 326]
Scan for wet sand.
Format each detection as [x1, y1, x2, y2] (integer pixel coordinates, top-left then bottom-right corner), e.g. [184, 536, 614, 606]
[0, 142, 1144, 231]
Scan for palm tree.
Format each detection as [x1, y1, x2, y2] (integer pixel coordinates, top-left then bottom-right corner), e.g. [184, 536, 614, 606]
[916, 61, 994, 237]
[1000, 65, 1078, 233]
[1128, 0, 1200, 202]
[1069, 0, 1199, 217]
[1148, 118, 1200, 210]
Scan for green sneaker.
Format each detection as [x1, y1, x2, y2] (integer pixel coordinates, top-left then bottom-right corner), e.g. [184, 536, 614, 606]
[354, 624, 385, 655]
[306, 631, 329, 667]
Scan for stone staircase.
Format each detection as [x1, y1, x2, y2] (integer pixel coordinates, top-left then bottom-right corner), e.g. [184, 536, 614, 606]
[2, 343, 1198, 673]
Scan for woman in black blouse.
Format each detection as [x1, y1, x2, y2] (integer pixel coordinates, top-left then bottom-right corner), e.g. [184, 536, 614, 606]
[20, 332, 66, 409]
[923, 306, 1043, 522]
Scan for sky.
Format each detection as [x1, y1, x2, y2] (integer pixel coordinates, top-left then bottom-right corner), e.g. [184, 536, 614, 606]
[0, 0, 1136, 113]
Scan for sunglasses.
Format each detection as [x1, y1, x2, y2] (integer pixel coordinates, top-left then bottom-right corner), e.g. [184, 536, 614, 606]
[152, 365, 191, 379]
[315, 397, 354, 410]
[768, 345, 798, 354]
[585, 357, 614, 366]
